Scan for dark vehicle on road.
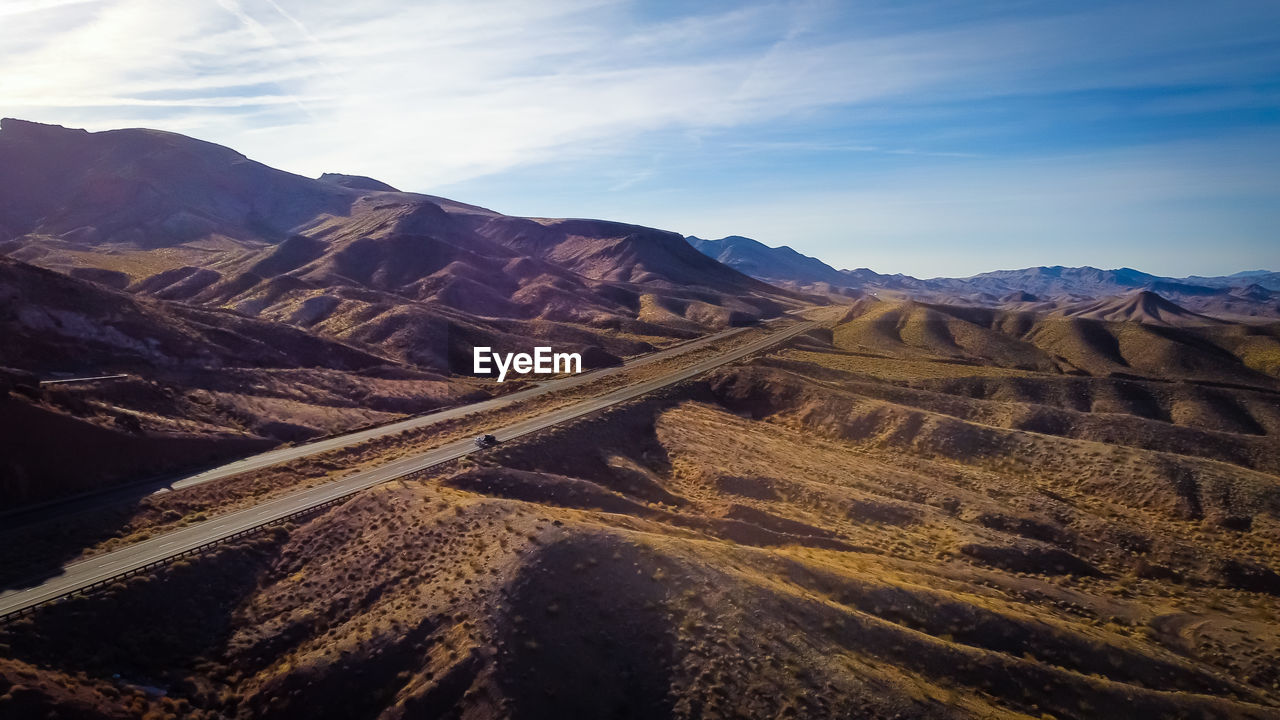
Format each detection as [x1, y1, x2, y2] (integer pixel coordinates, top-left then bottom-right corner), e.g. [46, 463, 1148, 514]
[474, 434, 499, 449]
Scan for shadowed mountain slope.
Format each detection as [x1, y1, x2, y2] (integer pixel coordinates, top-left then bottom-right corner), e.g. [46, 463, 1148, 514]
[0, 119, 802, 377]
[0, 256, 385, 374]
[688, 234, 851, 287]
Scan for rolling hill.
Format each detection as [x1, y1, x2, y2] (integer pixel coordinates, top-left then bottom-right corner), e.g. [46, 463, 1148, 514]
[5, 118, 1280, 720]
[832, 296, 1280, 386]
[1048, 290, 1225, 327]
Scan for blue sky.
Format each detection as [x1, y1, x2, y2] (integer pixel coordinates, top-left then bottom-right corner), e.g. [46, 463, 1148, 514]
[2, 0, 1278, 277]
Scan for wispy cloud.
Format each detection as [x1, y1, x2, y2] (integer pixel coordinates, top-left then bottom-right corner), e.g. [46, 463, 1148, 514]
[0, 0, 101, 18]
[3, 1, 1269, 181]
[728, 141, 981, 158]
[0, 0, 1277, 274]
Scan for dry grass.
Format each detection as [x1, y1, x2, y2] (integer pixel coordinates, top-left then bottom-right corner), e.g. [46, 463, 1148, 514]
[6, 309, 1280, 719]
[777, 347, 1041, 381]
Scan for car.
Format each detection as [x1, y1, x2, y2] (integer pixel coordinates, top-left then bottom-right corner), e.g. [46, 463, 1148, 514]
[474, 434, 499, 449]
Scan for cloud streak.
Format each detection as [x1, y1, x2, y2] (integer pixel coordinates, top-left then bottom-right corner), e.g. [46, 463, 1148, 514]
[0, 0, 1277, 274]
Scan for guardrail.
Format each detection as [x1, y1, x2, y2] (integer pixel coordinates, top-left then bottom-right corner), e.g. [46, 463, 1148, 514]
[38, 374, 130, 386]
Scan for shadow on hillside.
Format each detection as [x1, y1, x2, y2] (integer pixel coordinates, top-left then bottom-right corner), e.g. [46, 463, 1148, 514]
[0, 493, 176, 593]
[0, 452, 272, 594]
[497, 535, 679, 720]
[0, 535, 283, 684]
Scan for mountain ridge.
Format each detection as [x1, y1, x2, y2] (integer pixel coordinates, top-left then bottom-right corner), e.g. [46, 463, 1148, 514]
[688, 233, 1280, 320]
[0, 119, 805, 376]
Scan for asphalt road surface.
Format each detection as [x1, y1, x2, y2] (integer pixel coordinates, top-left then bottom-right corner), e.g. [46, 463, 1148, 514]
[0, 318, 816, 619]
[4, 322, 762, 526]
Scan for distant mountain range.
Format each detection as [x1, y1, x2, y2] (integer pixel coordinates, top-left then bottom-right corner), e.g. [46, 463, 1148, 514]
[688, 234, 1280, 321]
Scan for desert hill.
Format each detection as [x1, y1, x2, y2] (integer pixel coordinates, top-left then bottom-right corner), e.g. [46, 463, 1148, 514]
[0, 256, 386, 374]
[0, 255, 491, 506]
[1049, 290, 1226, 327]
[0, 119, 811, 508]
[833, 296, 1280, 386]
[0, 118, 352, 252]
[7, 119, 1280, 720]
[0, 119, 801, 376]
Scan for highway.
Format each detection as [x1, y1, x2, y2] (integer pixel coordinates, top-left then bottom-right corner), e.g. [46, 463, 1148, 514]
[0, 317, 817, 619]
[4, 322, 763, 525]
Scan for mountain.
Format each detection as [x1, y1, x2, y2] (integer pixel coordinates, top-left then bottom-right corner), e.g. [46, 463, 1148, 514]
[688, 235, 850, 287]
[0, 118, 352, 250]
[0, 255, 494, 506]
[952, 269, 1280, 320]
[0, 255, 386, 374]
[686, 233, 1278, 321]
[317, 173, 400, 192]
[9, 124, 1280, 720]
[0, 119, 802, 376]
[1188, 271, 1280, 291]
[961, 265, 1160, 296]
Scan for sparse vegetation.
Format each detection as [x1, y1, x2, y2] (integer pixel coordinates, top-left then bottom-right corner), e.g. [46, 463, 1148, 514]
[4, 301, 1280, 719]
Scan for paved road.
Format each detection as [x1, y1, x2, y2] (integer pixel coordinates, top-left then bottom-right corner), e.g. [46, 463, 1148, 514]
[3, 322, 761, 526]
[0, 318, 816, 618]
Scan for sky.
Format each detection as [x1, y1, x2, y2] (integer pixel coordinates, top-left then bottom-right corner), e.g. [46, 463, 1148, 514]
[1, 0, 1278, 277]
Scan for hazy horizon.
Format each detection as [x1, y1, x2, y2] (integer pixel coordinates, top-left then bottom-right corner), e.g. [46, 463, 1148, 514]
[3, 0, 1278, 277]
